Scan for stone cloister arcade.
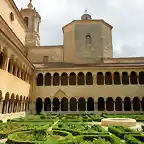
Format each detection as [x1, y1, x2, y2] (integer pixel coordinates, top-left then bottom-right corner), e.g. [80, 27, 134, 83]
[36, 71, 144, 86]
[0, 48, 31, 83]
[0, 91, 30, 114]
[36, 96, 144, 113]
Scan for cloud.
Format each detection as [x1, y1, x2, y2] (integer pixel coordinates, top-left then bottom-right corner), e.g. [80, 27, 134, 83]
[14, 0, 144, 57]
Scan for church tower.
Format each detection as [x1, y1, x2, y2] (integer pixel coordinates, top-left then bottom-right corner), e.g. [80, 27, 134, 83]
[63, 10, 113, 63]
[20, 0, 41, 46]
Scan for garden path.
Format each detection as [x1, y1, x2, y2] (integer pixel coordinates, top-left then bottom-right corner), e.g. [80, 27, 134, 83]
[48, 120, 59, 131]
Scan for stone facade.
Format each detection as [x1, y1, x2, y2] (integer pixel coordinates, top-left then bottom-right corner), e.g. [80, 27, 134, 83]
[0, 0, 144, 119]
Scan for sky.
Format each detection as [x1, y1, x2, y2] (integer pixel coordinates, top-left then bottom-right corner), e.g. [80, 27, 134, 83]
[14, 0, 144, 58]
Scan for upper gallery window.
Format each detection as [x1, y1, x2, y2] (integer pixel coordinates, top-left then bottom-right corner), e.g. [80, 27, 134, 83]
[86, 35, 92, 45]
[43, 56, 48, 63]
[24, 17, 29, 28]
[10, 12, 14, 22]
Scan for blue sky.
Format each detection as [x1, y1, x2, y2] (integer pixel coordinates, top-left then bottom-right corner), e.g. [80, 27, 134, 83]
[14, 0, 144, 57]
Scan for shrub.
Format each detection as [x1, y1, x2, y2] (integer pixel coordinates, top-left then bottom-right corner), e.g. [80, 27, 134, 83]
[124, 134, 142, 144]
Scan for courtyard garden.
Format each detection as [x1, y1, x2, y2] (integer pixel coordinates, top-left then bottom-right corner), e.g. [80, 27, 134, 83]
[0, 114, 144, 143]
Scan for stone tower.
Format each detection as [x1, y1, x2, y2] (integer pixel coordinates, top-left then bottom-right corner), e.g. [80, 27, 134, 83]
[63, 11, 113, 64]
[20, 0, 41, 46]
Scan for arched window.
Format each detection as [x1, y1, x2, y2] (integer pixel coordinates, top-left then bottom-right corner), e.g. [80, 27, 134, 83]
[24, 17, 29, 28]
[10, 12, 14, 22]
[86, 35, 92, 45]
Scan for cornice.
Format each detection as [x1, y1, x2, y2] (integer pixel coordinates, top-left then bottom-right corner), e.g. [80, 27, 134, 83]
[62, 20, 113, 33]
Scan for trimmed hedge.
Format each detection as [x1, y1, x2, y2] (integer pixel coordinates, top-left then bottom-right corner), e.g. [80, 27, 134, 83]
[7, 130, 73, 144]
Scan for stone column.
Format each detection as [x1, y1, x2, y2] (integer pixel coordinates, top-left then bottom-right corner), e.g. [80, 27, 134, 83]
[0, 100, 3, 114]
[93, 75, 96, 85]
[122, 101, 124, 112]
[85, 101, 87, 112]
[94, 102, 98, 111]
[4, 56, 9, 71]
[113, 101, 115, 111]
[131, 100, 133, 112]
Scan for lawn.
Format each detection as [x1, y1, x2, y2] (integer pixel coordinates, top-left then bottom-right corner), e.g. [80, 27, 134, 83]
[0, 113, 144, 144]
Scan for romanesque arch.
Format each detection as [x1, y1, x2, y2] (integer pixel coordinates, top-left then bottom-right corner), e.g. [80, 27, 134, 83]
[139, 71, 144, 84]
[98, 97, 104, 111]
[78, 97, 86, 111]
[36, 97, 43, 114]
[106, 97, 114, 111]
[77, 72, 85, 85]
[45, 73, 51, 86]
[8, 94, 15, 113]
[130, 71, 137, 84]
[133, 97, 140, 111]
[115, 97, 122, 111]
[37, 73, 43, 86]
[69, 72, 76, 85]
[122, 72, 129, 85]
[105, 72, 112, 85]
[2, 92, 9, 114]
[61, 73, 68, 85]
[61, 97, 68, 111]
[124, 97, 131, 111]
[44, 97, 51, 111]
[25, 97, 29, 111]
[87, 97, 94, 111]
[97, 72, 104, 85]
[53, 97, 59, 111]
[53, 73, 59, 86]
[70, 97, 77, 111]
[114, 72, 121, 85]
[86, 72, 93, 85]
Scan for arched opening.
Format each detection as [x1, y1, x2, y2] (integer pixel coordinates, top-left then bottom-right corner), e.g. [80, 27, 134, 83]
[61, 73, 68, 85]
[77, 72, 85, 85]
[141, 97, 144, 111]
[106, 97, 114, 111]
[69, 72, 76, 85]
[61, 97, 68, 111]
[97, 72, 104, 85]
[2, 93, 10, 114]
[133, 97, 140, 111]
[24, 17, 29, 28]
[37, 73, 43, 86]
[53, 97, 59, 111]
[78, 97, 86, 111]
[87, 97, 94, 111]
[86, 35, 92, 45]
[53, 73, 59, 86]
[9, 94, 15, 113]
[12, 65, 15, 75]
[98, 97, 105, 111]
[114, 72, 121, 85]
[0, 52, 4, 69]
[44, 97, 51, 111]
[130, 71, 137, 84]
[124, 97, 131, 111]
[8, 60, 11, 73]
[105, 72, 112, 85]
[122, 72, 129, 85]
[45, 73, 51, 86]
[70, 97, 77, 111]
[115, 97, 122, 111]
[36, 97, 43, 114]
[86, 72, 93, 85]
[139, 71, 144, 84]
